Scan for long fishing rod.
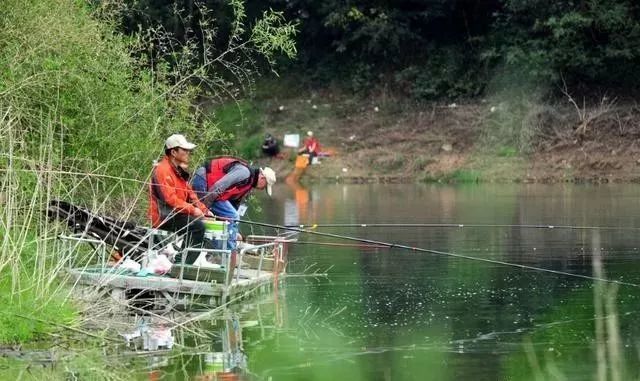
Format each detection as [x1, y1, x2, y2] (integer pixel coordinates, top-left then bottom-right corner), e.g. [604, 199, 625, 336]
[239, 219, 640, 288]
[286, 222, 640, 231]
[288, 241, 389, 249]
[248, 238, 389, 249]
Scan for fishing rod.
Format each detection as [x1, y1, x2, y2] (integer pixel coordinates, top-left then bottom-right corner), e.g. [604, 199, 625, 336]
[288, 241, 389, 249]
[248, 238, 389, 249]
[239, 219, 640, 288]
[285, 222, 640, 231]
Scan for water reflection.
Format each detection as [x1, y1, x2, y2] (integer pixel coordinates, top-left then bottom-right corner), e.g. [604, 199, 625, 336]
[283, 180, 311, 227]
[251, 184, 640, 380]
[64, 184, 640, 380]
[281, 178, 339, 228]
[192, 317, 248, 381]
[122, 319, 175, 352]
[122, 291, 287, 381]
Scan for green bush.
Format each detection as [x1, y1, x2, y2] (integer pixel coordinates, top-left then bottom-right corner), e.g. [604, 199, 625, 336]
[421, 169, 481, 184]
[0, 0, 297, 358]
[497, 146, 518, 157]
[448, 169, 481, 183]
[245, 0, 640, 97]
[0, 0, 218, 184]
[0, 0, 292, 349]
[0, 226, 77, 344]
[238, 134, 264, 160]
[395, 46, 485, 100]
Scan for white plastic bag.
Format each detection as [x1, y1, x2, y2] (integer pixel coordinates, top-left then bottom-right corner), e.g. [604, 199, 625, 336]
[193, 252, 221, 269]
[119, 258, 141, 272]
[146, 254, 172, 275]
[158, 243, 179, 261]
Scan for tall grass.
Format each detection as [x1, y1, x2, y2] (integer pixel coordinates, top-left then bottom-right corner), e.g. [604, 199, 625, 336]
[0, 0, 181, 344]
[0, 0, 296, 356]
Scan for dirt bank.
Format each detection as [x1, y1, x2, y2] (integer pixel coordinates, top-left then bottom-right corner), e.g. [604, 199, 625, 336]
[252, 90, 640, 184]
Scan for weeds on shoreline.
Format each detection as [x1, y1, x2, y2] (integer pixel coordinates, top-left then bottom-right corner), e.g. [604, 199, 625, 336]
[0, 0, 296, 359]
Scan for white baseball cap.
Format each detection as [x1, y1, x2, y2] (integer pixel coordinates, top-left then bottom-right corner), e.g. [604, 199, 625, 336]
[260, 167, 276, 196]
[165, 134, 196, 150]
[307, 131, 314, 137]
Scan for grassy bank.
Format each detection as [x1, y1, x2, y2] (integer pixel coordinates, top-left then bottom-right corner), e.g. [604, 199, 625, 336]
[0, 0, 215, 349]
[212, 76, 640, 184]
[1, 0, 296, 358]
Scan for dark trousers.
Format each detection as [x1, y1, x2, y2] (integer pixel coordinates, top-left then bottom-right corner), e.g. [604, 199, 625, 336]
[158, 213, 210, 264]
[300, 149, 317, 165]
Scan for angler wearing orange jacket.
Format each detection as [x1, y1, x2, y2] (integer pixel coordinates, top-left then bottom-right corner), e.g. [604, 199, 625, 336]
[149, 134, 213, 264]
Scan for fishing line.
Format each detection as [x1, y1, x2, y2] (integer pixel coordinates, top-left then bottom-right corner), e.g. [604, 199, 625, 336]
[286, 223, 640, 231]
[239, 219, 640, 288]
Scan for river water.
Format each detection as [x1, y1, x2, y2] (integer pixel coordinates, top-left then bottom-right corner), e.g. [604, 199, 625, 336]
[140, 183, 640, 380]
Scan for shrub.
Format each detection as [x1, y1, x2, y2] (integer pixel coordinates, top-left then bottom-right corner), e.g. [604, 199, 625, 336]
[0, 0, 296, 348]
[395, 46, 485, 100]
[238, 134, 264, 160]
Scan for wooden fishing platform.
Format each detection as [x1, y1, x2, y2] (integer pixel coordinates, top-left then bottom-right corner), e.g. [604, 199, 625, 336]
[68, 266, 280, 310]
[61, 233, 294, 310]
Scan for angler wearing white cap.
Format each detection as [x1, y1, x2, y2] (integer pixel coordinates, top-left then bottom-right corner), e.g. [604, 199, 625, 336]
[191, 156, 276, 250]
[149, 134, 214, 264]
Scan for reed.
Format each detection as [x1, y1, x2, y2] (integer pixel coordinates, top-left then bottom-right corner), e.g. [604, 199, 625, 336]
[0, 0, 295, 352]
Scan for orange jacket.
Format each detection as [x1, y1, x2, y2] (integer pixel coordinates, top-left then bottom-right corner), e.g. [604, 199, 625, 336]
[149, 156, 207, 227]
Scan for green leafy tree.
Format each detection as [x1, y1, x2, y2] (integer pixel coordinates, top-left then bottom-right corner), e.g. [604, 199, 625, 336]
[487, 0, 640, 89]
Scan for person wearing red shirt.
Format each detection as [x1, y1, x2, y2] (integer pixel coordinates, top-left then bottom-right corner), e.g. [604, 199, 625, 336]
[149, 134, 212, 264]
[298, 130, 321, 165]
